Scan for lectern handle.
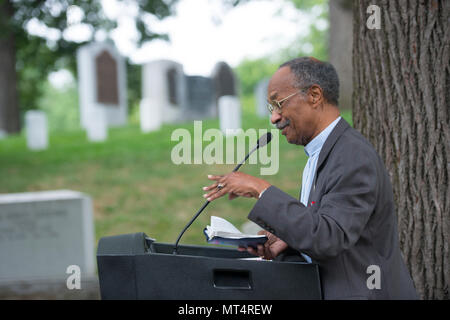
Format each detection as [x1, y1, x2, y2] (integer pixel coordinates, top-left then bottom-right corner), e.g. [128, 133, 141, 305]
[213, 269, 252, 290]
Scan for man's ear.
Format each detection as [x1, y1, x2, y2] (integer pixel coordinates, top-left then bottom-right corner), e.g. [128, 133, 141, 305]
[308, 85, 324, 108]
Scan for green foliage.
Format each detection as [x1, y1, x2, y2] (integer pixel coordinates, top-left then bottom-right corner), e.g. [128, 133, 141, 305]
[277, 23, 329, 63]
[233, 0, 329, 101]
[15, 31, 79, 112]
[278, 0, 329, 62]
[2, 0, 178, 113]
[234, 57, 279, 97]
[290, 0, 327, 10]
[127, 62, 142, 115]
[38, 81, 80, 132]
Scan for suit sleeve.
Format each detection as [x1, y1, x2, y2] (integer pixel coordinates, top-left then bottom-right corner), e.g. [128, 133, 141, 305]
[248, 146, 378, 261]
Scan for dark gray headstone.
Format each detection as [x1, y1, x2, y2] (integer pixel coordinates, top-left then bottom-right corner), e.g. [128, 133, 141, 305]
[77, 42, 128, 128]
[212, 62, 237, 100]
[184, 76, 216, 120]
[95, 50, 119, 106]
[166, 67, 179, 106]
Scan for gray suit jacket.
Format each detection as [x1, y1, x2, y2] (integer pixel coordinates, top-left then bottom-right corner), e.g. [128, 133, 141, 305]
[248, 118, 418, 299]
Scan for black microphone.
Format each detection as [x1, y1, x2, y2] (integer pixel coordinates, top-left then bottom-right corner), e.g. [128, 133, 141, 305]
[172, 132, 273, 254]
[232, 132, 272, 172]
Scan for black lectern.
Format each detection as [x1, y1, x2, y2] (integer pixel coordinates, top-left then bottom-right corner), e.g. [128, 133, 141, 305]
[97, 232, 322, 300]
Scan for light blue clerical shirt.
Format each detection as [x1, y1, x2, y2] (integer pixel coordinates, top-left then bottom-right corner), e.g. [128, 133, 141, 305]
[299, 116, 341, 263]
[300, 116, 341, 206]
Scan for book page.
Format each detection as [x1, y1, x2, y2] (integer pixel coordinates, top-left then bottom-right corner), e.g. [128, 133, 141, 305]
[210, 216, 242, 234]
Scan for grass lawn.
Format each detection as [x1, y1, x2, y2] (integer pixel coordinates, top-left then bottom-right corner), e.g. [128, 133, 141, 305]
[0, 98, 352, 248]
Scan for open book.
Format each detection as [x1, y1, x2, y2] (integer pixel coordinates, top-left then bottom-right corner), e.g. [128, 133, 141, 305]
[204, 216, 268, 248]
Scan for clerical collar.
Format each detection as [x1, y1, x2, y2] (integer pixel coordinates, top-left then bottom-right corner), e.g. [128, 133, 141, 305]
[304, 116, 341, 157]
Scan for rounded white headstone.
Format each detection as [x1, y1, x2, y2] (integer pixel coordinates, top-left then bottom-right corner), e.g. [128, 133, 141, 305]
[140, 98, 162, 133]
[141, 60, 186, 124]
[218, 95, 241, 136]
[76, 42, 128, 129]
[25, 110, 49, 151]
[255, 78, 270, 118]
[85, 107, 107, 142]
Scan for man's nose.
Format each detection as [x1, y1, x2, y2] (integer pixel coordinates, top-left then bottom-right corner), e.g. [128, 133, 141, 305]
[270, 111, 282, 125]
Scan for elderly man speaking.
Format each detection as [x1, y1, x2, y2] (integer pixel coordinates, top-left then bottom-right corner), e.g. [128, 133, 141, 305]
[202, 57, 418, 300]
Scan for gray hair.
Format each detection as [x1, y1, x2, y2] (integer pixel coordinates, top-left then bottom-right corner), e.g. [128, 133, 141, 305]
[280, 57, 340, 106]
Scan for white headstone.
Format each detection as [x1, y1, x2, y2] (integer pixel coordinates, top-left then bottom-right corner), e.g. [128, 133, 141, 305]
[218, 95, 241, 136]
[85, 107, 108, 142]
[25, 110, 49, 151]
[0, 129, 7, 140]
[76, 42, 128, 129]
[141, 59, 187, 124]
[255, 78, 270, 118]
[139, 97, 162, 133]
[0, 190, 95, 282]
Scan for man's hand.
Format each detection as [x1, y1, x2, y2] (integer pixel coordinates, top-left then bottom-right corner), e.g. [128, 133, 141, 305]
[238, 230, 288, 260]
[202, 172, 271, 202]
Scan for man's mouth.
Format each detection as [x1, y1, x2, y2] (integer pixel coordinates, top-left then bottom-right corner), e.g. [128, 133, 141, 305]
[276, 119, 290, 133]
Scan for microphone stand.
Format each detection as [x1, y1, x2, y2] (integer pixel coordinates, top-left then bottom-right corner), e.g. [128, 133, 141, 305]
[172, 143, 262, 255]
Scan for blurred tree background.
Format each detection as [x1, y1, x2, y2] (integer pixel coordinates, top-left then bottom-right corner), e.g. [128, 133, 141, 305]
[0, 0, 330, 135]
[235, 0, 328, 99]
[0, 0, 178, 134]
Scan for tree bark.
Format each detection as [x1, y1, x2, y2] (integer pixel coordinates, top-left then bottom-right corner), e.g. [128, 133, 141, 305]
[0, 0, 20, 134]
[329, 0, 353, 109]
[353, 0, 449, 299]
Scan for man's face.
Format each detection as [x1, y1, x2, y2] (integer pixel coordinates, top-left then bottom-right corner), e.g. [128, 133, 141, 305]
[268, 66, 317, 146]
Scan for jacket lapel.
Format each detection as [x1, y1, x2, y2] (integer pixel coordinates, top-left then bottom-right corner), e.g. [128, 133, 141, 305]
[316, 118, 350, 171]
[306, 117, 350, 206]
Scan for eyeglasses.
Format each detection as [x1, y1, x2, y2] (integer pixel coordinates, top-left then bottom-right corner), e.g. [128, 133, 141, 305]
[266, 91, 301, 114]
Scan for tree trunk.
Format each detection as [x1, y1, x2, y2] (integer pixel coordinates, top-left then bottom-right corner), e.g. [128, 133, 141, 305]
[0, 0, 20, 134]
[353, 0, 449, 299]
[329, 0, 353, 109]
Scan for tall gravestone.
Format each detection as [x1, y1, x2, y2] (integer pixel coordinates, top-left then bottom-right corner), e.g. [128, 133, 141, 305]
[255, 78, 270, 118]
[85, 108, 107, 142]
[184, 75, 216, 120]
[140, 97, 162, 133]
[218, 95, 241, 136]
[211, 62, 238, 103]
[141, 60, 187, 125]
[25, 110, 49, 151]
[76, 42, 128, 130]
